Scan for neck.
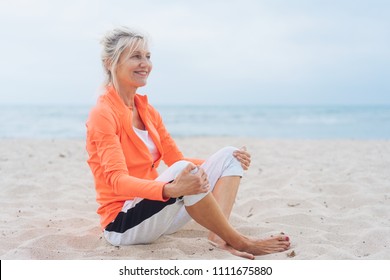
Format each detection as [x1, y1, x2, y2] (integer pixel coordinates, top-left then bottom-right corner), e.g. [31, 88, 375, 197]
[115, 83, 137, 108]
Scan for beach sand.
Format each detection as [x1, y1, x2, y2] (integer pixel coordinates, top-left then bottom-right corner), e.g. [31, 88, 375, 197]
[1, 137, 389, 260]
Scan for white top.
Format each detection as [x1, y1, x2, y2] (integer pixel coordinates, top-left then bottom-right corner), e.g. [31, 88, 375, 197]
[133, 127, 160, 162]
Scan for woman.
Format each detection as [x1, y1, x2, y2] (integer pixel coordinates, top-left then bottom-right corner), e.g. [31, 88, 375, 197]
[86, 26, 290, 259]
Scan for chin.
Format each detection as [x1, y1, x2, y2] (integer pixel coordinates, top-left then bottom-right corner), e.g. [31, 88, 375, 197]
[130, 81, 147, 88]
[139, 80, 148, 87]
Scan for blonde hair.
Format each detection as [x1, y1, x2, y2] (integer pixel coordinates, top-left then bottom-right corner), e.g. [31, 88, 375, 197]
[100, 26, 148, 90]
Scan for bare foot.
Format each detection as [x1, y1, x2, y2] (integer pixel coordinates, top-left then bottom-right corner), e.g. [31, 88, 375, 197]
[209, 239, 255, 259]
[209, 233, 290, 259]
[239, 235, 291, 256]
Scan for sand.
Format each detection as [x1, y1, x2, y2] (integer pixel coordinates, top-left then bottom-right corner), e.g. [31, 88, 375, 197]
[1, 137, 389, 260]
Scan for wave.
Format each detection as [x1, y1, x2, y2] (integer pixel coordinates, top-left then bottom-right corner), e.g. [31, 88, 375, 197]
[0, 104, 389, 139]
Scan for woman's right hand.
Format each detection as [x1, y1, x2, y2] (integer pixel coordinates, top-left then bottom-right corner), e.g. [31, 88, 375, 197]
[163, 164, 210, 198]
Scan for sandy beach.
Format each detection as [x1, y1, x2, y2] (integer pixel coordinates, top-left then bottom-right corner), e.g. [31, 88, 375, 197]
[1, 137, 389, 260]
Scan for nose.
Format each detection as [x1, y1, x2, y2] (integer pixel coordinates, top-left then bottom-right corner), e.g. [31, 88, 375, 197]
[139, 56, 151, 68]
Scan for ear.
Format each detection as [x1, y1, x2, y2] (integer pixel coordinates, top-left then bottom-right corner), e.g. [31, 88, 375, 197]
[103, 59, 112, 72]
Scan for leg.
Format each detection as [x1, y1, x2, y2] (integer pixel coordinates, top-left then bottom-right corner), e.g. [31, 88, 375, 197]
[212, 176, 240, 219]
[165, 147, 244, 235]
[199, 147, 243, 225]
[186, 193, 291, 259]
[198, 148, 246, 252]
[208, 176, 248, 257]
[208, 176, 240, 243]
[190, 147, 290, 258]
[104, 197, 183, 245]
[104, 160, 193, 245]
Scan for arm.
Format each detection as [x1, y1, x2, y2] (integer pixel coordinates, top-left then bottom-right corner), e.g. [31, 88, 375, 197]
[87, 106, 167, 201]
[163, 163, 210, 198]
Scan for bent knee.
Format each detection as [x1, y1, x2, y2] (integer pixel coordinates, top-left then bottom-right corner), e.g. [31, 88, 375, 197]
[221, 146, 239, 154]
[216, 146, 239, 159]
[169, 160, 195, 178]
[171, 160, 193, 170]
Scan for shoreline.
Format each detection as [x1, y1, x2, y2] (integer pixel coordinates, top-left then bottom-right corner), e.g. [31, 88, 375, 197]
[1, 138, 389, 259]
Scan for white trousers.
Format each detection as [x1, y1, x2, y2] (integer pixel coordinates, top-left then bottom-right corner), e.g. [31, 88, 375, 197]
[104, 146, 243, 246]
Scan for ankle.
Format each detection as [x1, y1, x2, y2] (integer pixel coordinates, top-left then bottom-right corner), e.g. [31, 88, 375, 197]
[228, 234, 249, 251]
[208, 233, 225, 245]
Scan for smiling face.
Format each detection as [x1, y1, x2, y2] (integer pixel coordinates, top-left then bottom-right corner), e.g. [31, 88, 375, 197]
[115, 40, 152, 90]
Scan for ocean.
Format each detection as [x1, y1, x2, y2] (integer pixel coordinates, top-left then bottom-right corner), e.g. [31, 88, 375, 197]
[0, 104, 389, 139]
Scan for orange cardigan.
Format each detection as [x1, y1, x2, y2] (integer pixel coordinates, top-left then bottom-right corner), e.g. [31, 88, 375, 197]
[86, 87, 203, 229]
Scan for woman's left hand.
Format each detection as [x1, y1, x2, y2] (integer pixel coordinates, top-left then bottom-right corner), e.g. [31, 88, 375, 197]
[233, 146, 251, 170]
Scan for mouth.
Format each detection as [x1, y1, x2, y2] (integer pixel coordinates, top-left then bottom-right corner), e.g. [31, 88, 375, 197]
[134, 71, 148, 76]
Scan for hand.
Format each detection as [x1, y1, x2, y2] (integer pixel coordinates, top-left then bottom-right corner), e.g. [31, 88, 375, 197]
[233, 146, 251, 170]
[163, 164, 210, 198]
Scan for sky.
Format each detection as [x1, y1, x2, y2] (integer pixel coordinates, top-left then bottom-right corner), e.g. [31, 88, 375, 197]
[0, 0, 389, 106]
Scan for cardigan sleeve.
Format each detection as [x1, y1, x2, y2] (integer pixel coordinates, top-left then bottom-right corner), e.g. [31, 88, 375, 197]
[86, 105, 167, 201]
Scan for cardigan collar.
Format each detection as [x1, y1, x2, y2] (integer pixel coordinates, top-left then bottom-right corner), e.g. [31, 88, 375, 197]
[102, 86, 163, 165]
[104, 85, 148, 114]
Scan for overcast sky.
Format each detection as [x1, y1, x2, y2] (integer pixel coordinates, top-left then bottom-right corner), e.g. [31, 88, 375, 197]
[0, 0, 389, 105]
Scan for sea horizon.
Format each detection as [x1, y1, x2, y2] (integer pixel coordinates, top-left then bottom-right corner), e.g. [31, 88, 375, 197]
[0, 103, 389, 140]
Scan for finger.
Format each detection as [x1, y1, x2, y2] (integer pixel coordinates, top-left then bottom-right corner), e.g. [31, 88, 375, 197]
[197, 167, 206, 175]
[186, 163, 197, 173]
[234, 150, 251, 159]
[240, 151, 251, 158]
[241, 159, 250, 170]
[237, 154, 250, 161]
[235, 155, 251, 166]
[202, 183, 210, 192]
